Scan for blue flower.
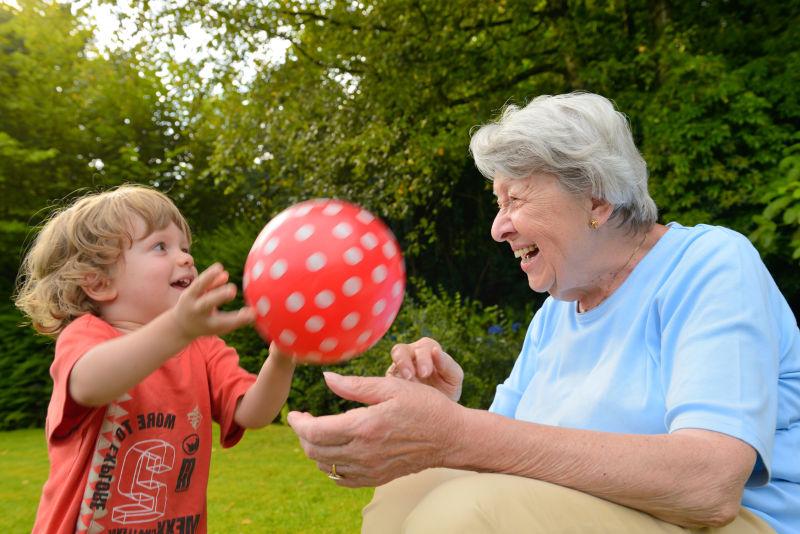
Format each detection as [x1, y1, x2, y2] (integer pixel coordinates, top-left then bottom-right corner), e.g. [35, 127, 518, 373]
[487, 324, 503, 335]
[511, 322, 521, 333]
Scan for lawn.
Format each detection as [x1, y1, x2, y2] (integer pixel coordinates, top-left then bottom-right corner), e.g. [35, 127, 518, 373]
[0, 424, 372, 533]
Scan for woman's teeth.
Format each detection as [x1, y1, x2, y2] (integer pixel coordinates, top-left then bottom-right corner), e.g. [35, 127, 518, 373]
[514, 245, 539, 260]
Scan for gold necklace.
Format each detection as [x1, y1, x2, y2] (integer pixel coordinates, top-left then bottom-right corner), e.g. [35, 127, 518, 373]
[609, 231, 648, 288]
[580, 231, 648, 312]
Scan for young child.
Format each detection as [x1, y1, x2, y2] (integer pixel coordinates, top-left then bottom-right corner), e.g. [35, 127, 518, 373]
[15, 185, 296, 533]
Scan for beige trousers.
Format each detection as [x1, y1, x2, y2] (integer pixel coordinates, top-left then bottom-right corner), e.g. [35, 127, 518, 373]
[362, 468, 775, 534]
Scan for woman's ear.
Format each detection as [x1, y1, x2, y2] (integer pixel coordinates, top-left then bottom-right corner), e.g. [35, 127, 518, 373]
[589, 197, 614, 227]
[81, 273, 117, 302]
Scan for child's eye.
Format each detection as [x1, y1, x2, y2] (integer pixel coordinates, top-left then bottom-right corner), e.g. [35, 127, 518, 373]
[153, 242, 167, 251]
[181, 247, 191, 254]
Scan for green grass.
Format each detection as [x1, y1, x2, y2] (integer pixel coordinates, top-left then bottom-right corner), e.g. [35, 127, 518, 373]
[0, 425, 372, 533]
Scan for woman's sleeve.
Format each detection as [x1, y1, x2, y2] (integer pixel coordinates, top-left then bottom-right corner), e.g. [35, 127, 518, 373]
[659, 230, 781, 486]
[489, 313, 544, 418]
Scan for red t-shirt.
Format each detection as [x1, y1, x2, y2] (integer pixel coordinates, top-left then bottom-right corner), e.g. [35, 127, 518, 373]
[33, 314, 257, 533]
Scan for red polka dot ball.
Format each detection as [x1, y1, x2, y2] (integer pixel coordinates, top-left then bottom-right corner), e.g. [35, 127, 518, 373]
[243, 199, 406, 364]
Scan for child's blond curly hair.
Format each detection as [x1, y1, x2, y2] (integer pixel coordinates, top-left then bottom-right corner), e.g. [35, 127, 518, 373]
[14, 185, 192, 337]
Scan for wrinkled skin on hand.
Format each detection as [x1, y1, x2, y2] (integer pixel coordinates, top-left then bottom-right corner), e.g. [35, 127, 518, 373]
[287, 372, 464, 487]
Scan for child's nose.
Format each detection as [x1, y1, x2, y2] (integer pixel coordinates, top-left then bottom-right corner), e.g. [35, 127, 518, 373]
[178, 251, 194, 267]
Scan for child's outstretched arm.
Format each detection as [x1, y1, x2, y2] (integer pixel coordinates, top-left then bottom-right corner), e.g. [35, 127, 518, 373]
[234, 343, 296, 429]
[69, 263, 254, 407]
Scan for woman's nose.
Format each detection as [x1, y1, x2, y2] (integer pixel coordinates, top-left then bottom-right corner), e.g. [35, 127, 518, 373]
[491, 210, 514, 242]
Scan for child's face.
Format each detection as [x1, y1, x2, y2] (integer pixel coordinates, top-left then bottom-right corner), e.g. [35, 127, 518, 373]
[102, 216, 196, 328]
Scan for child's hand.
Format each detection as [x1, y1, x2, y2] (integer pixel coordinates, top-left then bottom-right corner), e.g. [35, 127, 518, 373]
[171, 262, 255, 341]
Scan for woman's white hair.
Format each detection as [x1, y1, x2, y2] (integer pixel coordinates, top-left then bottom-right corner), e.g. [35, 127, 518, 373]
[469, 92, 657, 232]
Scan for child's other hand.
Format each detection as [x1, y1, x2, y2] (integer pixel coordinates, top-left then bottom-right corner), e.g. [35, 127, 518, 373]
[172, 262, 255, 341]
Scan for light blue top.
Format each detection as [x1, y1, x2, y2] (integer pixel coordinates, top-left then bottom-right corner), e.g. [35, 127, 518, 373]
[489, 223, 799, 533]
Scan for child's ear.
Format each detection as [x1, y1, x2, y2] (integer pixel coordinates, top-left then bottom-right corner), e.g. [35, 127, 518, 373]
[81, 273, 117, 302]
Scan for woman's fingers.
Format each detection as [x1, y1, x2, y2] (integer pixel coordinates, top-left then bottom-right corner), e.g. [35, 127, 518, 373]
[389, 337, 444, 380]
[413, 346, 435, 378]
[389, 344, 416, 379]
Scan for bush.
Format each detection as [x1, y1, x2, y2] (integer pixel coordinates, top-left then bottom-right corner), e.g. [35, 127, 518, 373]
[0, 303, 53, 430]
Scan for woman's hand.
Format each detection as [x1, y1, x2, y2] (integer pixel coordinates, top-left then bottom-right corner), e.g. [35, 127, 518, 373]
[287, 372, 464, 487]
[386, 337, 464, 402]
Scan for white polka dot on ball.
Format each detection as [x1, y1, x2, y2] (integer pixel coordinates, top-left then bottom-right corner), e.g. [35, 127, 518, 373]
[332, 222, 353, 239]
[285, 292, 305, 312]
[343, 247, 363, 265]
[360, 232, 378, 249]
[256, 296, 270, 316]
[314, 290, 335, 308]
[306, 252, 326, 271]
[294, 224, 315, 241]
[319, 338, 338, 352]
[264, 237, 279, 254]
[304, 352, 323, 364]
[279, 329, 297, 345]
[269, 259, 287, 279]
[252, 260, 265, 280]
[294, 204, 314, 217]
[342, 276, 362, 297]
[322, 203, 343, 216]
[356, 210, 375, 224]
[372, 299, 386, 316]
[357, 330, 372, 344]
[392, 280, 403, 297]
[382, 241, 397, 259]
[372, 265, 388, 283]
[341, 312, 360, 330]
[305, 316, 325, 333]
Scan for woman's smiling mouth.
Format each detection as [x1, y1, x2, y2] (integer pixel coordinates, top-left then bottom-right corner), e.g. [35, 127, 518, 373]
[514, 244, 540, 264]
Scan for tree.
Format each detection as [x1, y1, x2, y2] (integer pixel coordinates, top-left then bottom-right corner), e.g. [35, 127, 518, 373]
[117, 0, 799, 309]
[0, 0, 181, 298]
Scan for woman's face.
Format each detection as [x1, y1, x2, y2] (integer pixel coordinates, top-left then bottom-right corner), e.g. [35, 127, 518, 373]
[491, 174, 594, 300]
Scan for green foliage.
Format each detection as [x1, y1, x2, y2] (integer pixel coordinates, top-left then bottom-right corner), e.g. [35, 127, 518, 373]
[0, 0, 182, 297]
[113, 0, 800, 308]
[0, 304, 52, 430]
[751, 140, 800, 261]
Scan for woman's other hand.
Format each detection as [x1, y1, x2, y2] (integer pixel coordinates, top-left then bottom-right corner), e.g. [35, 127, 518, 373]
[287, 372, 464, 487]
[386, 337, 463, 401]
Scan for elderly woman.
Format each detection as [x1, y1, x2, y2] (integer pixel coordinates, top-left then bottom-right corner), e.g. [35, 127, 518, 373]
[288, 92, 799, 533]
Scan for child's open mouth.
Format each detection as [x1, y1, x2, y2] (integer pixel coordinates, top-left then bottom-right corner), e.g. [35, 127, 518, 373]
[171, 277, 192, 289]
